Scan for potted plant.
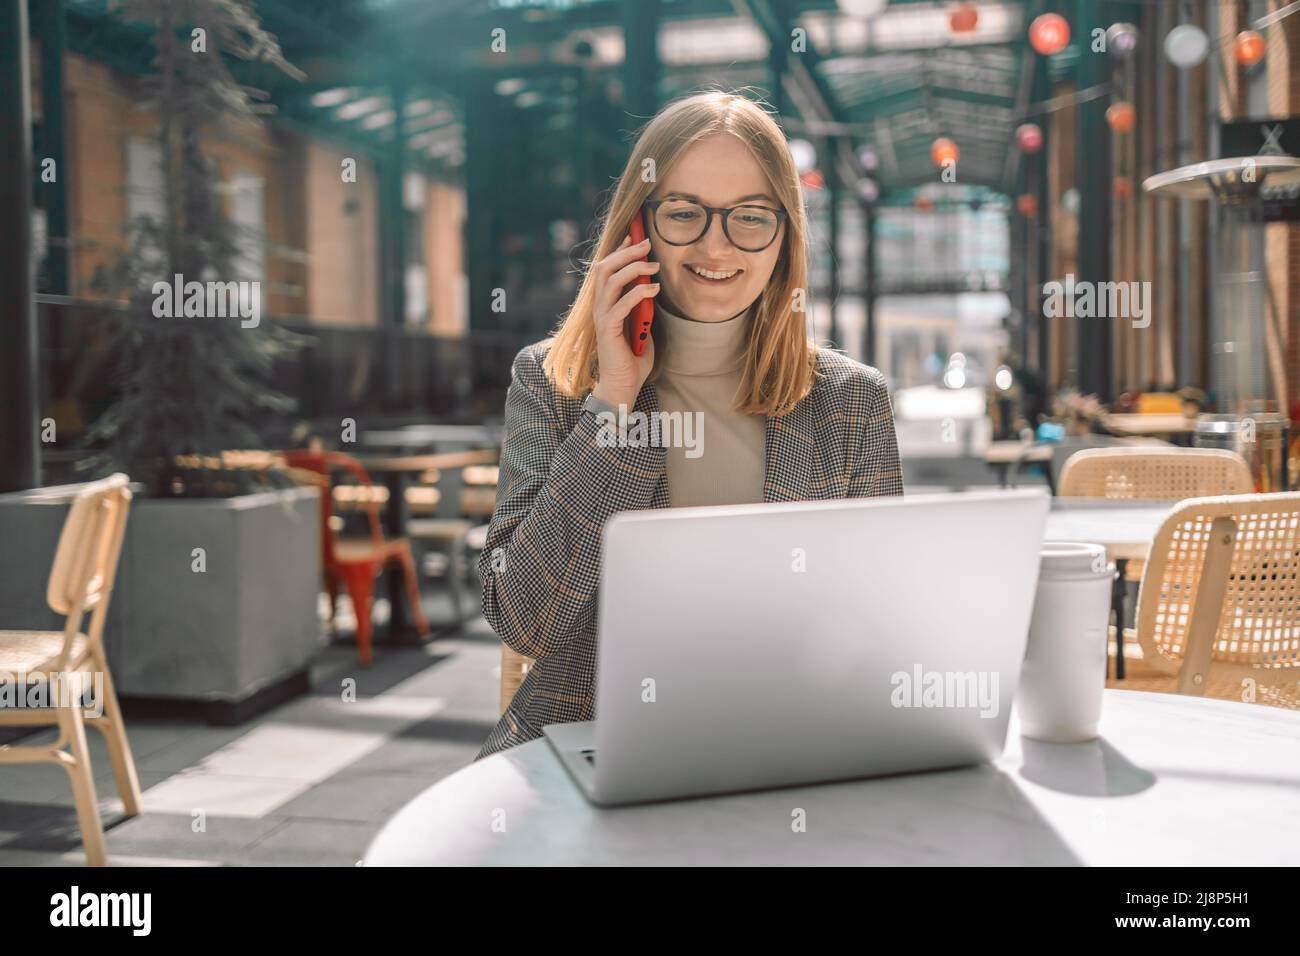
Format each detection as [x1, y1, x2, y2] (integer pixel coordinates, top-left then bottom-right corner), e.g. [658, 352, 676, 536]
[0, 0, 321, 721]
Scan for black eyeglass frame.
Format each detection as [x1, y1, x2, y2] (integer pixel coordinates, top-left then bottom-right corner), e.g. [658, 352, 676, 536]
[643, 198, 789, 253]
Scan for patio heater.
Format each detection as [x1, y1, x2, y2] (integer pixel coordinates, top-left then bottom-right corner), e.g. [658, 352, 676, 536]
[1143, 156, 1300, 491]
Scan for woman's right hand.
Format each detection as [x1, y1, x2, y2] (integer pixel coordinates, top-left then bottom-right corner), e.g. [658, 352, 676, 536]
[590, 234, 661, 411]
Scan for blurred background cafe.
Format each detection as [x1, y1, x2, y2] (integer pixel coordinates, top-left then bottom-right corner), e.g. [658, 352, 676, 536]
[0, 0, 1298, 868]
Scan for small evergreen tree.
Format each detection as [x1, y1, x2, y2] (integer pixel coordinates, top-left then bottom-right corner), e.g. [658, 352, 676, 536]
[84, 0, 305, 496]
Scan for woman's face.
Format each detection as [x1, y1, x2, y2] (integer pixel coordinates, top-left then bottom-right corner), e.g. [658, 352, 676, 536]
[644, 133, 785, 323]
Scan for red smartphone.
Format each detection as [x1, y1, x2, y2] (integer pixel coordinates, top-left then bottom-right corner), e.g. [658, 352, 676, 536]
[624, 212, 655, 356]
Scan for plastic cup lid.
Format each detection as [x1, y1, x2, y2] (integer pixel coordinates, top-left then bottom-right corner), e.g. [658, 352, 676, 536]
[1040, 541, 1109, 575]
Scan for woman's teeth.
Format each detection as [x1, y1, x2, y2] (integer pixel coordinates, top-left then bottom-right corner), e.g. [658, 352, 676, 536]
[689, 265, 739, 281]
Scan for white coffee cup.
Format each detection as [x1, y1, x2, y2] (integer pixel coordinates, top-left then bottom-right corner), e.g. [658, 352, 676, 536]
[1018, 541, 1113, 742]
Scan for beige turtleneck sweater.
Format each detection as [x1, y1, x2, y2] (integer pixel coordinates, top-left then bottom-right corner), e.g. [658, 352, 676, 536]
[653, 300, 766, 507]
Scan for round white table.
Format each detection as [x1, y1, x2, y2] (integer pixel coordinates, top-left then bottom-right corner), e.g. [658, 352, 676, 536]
[1043, 500, 1173, 562]
[364, 692, 1300, 866]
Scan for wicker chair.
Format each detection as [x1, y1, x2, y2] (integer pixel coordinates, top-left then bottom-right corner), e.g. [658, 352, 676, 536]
[499, 646, 535, 715]
[0, 475, 142, 866]
[1058, 446, 1255, 500]
[469, 470, 536, 714]
[1111, 492, 1300, 709]
[1060, 447, 1255, 587]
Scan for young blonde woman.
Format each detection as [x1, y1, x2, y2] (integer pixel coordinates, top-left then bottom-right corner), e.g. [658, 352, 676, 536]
[475, 90, 903, 759]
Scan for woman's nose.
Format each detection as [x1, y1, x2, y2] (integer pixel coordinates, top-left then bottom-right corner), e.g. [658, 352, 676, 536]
[697, 214, 733, 256]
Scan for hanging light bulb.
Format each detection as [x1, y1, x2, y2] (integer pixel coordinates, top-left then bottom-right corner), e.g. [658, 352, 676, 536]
[1105, 22, 1140, 59]
[789, 138, 817, 174]
[800, 168, 825, 190]
[1106, 101, 1137, 134]
[1235, 30, 1266, 67]
[858, 145, 880, 172]
[856, 177, 879, 203]
[1164, 24, 1209, 69]
[930, 137, 960, 167]
[950, 3, 979, 34]
[1016, 194, 1038, 217]
[1029, 13, 1071, 56]
[838, 0, 888, 17]
[1015, 123, 1044, 154]
[915, 195, 935, 213]
[1061, 187, 1081, 216]
[1113, 176, 1133, 200]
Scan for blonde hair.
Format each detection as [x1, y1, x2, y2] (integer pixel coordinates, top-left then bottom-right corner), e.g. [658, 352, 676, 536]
[542, 89, 816, 416]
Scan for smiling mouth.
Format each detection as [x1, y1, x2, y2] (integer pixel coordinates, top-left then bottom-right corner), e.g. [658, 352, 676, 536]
[686, 264, 742, 284]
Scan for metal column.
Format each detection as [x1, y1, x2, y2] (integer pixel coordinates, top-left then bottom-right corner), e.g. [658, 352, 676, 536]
[37, 0, 69, 295]
[863, 202, 878, 367]
[461, 76, 501, 335]
[381, 76, 407, 330]
[1031, 43, 1052, 402]
[1075, 0, 1113, 401]
[1176, 0, 1194, 388]
[767, 0, 790, 117]
[0, 0, 41, 492]
[828, 144, 840, 347]
[380, 76, 407, 410]
[622, 0, 661, 121]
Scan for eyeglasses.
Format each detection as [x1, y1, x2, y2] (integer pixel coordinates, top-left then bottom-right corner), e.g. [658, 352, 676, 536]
[644, 198, 788, 253]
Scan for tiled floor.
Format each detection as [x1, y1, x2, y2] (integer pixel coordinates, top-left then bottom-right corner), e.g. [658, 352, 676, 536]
[0, 600, 504, 867]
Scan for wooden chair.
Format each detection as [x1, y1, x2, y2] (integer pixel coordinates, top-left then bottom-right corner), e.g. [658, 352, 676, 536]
[1060, 446, 1255, 588]
[499, 646, 535, 715]
[408, 516, 473, 621]
[1111, 492, 1300, 708]
[0, 474, 142, 866]
[460, 472, 537, 708]
[284, 450, 429, 666]
[1058, 447, 1255, 500]
[1135, 392, 1184, 415]
[408, 459, 500, 625]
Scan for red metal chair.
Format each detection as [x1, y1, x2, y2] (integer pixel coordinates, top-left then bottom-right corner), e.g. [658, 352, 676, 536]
[285, 449, 429, 665]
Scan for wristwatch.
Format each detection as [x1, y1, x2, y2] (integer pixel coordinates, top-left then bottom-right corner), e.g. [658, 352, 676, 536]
[583, 391, 620, 419]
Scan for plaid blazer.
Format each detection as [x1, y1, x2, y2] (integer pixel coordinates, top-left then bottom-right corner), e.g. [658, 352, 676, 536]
[474, 340, 904, 759]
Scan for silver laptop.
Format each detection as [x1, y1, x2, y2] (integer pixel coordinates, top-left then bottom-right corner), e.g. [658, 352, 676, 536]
[544, 489, 1050, 806]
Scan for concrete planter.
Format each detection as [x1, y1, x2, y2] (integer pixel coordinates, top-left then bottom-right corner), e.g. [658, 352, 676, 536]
[0, 485, 323, 719]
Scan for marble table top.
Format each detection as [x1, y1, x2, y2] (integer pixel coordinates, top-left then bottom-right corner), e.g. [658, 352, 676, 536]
[1044, 501, 1173, 561]
[364, 692, 1300, 866]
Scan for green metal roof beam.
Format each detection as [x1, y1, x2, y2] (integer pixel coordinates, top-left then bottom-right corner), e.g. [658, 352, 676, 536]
[832, 84, 1020, 116]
